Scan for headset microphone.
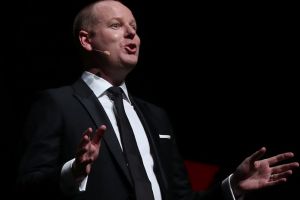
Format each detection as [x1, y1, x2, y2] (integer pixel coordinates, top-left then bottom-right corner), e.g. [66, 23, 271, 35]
[93, 49, 111, 56]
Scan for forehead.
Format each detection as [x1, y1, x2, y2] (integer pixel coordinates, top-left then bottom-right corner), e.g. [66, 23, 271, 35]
[93, 1, 135, 21]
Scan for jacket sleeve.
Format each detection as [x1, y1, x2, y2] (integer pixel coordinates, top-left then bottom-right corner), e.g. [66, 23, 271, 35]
[16, 91, 65, 199]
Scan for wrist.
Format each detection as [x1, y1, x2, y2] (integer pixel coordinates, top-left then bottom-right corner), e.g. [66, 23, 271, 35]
[230, 173, 243, 198]
[71, 160, 83, 180]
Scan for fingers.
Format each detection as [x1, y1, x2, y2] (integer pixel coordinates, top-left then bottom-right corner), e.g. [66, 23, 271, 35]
[266, 170, 296, 187]
[267, 152, 295, 166]
[77, 125, 106, 157]
[79, 125, 106, 146]
[271, 162, 299, 174]
[270, 170, 293, 182]
[79, 127, 93, 146]
[264, 178, 287, 188]
[92, 125, 107, 145]
[76, 128, 92, 157]
[77, 128, 93, 155]
[249, 147, 267, 163]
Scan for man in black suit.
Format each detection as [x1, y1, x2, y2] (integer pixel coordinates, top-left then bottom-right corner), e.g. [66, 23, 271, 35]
[17, 0, 299, 200]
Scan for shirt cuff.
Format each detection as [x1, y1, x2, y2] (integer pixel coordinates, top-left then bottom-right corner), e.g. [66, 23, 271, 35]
[60, 158, 88, 195]
[222, 174, 244, 200]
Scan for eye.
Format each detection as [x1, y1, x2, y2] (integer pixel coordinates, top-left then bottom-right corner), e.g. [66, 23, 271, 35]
[131, 24, 137, 31]
[130, 22, 137, 31]
[110, 23, 121, 29]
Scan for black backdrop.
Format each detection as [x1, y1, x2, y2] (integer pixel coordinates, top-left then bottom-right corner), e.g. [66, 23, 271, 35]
[2, 0, 299, 199]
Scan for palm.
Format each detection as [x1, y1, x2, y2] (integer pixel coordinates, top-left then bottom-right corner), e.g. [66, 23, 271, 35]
[236, 157, 272, 190]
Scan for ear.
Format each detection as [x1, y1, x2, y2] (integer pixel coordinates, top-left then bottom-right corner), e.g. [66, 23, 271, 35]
[79, 30, 93, 51]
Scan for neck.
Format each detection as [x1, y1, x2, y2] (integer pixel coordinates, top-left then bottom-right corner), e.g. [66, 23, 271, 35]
[88, 68, 127, 86]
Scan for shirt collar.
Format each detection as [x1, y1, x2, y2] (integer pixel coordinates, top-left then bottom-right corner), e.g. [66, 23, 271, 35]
[81, 71, 131, 103]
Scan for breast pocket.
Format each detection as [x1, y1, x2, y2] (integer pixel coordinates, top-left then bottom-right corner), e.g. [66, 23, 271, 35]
[158, 134, 173, 177]
[158, 134, 173, 156]
[159, 134, 171, 139]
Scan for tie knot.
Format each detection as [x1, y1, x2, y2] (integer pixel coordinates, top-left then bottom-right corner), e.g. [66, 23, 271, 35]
[107, 86, 123, 100]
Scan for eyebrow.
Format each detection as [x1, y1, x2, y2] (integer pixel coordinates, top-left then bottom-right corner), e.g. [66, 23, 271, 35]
[109, 17, 137, 24]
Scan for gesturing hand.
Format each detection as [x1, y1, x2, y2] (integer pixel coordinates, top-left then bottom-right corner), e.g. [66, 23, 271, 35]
[72, 125, 107, 180]
[231, 147, 299, 197]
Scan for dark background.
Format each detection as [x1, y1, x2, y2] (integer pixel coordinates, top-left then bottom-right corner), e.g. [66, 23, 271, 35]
[1, 0, 299, 199]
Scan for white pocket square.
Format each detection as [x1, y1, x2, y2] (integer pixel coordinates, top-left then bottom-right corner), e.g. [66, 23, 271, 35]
[159, 134, 171, 139]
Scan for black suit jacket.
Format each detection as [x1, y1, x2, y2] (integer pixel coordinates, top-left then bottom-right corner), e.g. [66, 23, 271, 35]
[17, 79, 224, 200]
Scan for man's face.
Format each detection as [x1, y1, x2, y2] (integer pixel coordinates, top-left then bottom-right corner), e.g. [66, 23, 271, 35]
[90, 1, 140, 68]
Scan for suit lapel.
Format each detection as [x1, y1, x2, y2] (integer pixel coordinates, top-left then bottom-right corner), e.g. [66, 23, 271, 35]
[130, 97, 169, 194]
[72, 79, 132, 185]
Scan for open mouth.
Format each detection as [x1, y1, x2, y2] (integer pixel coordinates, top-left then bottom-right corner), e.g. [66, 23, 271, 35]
[124, 43, 137, 54]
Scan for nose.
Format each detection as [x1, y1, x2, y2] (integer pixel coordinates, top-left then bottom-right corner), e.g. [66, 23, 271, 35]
[124, 25, 136, 39]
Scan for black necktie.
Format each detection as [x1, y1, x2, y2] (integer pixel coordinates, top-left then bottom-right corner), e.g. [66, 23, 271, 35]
[107, 87, 155, 200]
